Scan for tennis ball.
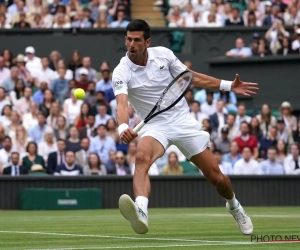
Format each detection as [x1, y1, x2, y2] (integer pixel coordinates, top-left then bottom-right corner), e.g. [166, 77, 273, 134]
[74, 88, 85, 100]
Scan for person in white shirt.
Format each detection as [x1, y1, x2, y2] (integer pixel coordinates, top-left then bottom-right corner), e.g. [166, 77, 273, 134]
[181, 3, 194, 24]
[0, 56, 10, 86]
[260, 147, 284, 175]
[128, 104, 139, 129]
[95, 102, 112, 127]
[24, 46, 42, 76]
[75, 138, 90, 173]
[233, 147, 263, 175]
[190, 100, 208, 126]
[35, 56, 56, 86]
[0, 136, 13, 172]
[201, 91, 217, 116]
[283, 143, 300, 175]
[235, 103, 251, 127]
[226, 114, 240, 141]
[53, 59, 74, 81]
[185, 11, 203, 27]
[38, 128, 57, 162]
[113, 20, 258, 235]
[63, 89, 83, 125]
[213, 149, 232, 175]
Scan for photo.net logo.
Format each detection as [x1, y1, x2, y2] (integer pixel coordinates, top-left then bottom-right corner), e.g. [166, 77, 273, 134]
[250, 234, 300, 243]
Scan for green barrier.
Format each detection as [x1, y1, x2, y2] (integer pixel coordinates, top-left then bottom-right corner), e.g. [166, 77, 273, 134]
[20, 188, 102, 210]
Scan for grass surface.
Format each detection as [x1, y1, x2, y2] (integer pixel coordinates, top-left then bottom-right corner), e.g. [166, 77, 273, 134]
[1, 207, 300, 249]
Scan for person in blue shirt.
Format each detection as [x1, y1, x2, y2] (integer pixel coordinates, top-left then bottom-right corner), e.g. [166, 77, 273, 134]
[222, 141, 242, 168]
[225, 38, 252, 58]
[32, 81, 48, 105]
[96, 68, 115, 103]
[51, 68, 69, 100]
[110, 11, 130, 28]
[29, 112, 52, 144]
[260, 147, 285, 175]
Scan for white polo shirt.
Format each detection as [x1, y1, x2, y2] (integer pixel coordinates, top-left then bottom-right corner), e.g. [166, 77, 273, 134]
[112, 47, 188, 124]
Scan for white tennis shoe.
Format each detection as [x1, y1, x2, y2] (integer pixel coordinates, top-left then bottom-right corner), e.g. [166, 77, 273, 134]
[226, 202, 253, 235]
[119, 194, 149, 234]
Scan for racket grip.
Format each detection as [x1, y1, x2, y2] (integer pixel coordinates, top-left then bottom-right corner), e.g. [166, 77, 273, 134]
[133, 120, 145, 134]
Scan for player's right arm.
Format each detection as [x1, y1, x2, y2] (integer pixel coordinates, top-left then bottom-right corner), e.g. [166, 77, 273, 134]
[112, 66, 137, 144]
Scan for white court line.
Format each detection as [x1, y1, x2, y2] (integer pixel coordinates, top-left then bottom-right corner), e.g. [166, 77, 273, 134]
[0, 231, 252, 245]
[188, 214, 300, 218]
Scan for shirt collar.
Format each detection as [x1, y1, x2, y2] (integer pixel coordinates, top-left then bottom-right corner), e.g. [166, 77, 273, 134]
[125, 48, 154, 72]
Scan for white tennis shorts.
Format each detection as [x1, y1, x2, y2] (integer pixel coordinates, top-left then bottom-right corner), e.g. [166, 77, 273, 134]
[138, 112, 210, 160]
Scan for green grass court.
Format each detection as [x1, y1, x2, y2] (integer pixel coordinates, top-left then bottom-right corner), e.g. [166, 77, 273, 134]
[1, 207, 300, 250]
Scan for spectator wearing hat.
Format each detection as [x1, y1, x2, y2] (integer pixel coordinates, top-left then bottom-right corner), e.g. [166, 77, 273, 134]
[276, 117, 294, 145]
[51, 67, 69, 100]
[0, 56, 10, 86]
[2, 66, 18, 93]
[260, 147, 284, 175]
[76, 68, 89, 92]
[226, 38, 252, 58]
[28, 164, 48, 175]
[214, 126, 230, 154]
[233, 147, 263, 175]
[3, 152, 27, 176]
[24, 46, 42, 77]
[280, 102, 297, 132]
[292, 28, 300, 53]
[283, 143, 300, 175]
[75, 57, 97, 83]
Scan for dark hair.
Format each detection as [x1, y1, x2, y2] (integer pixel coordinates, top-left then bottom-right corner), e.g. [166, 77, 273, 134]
[219, 91, 230, 104]
[97, 101, 107, 107]
[57, 138, 67, 144]
[213, 149, 222, 154]
[106, 118, 117, 130]
[1, 104, 12, 116]
[88, 152, 102, 170]
[65, 150, 75, 156]
[267, 146, 278, 153]
[227, 113, 236, 119]
[290, 142, 300, 151]
[240, 121, 251, 130]
[192, 100, 200, 106]
[185, 89, 193, 95]
[97, 124, 108, 130]
[206, 90, 214, 97]
[14, 79, 25, 99]
[11, 152, 20, 158]
[3, 135, 11, 142]
[88, 81, 95, 86]
[233, 7, 240, 12]
[43, 89, 55, 104]
[79, 102, 90, 124]
[37, 111, 46, 118]
[238, 103, 246, 109]
[126, 19, 151, 40]
[26, 141, 38, 154]
[96, 91, 106, 97]
[87, 111, 95, 118]
[243, 146, 252, 152]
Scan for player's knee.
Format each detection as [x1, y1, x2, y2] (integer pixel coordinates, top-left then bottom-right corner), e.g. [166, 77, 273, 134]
[135, 150, 151, 169]
[208, 170, 226, 187]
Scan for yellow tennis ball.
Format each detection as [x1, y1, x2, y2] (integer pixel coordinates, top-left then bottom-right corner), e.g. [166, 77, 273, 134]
[74, 88, 85, 100]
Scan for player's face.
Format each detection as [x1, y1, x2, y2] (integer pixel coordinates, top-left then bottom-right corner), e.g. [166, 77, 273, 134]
[125, 31, 150, 60]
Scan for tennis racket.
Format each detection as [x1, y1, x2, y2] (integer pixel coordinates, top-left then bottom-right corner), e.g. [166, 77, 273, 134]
[133, 70, 194, 133]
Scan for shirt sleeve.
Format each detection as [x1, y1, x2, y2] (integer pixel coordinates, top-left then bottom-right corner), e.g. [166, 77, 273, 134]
[112, 66, 129, 96]
[163, 48, 187, 78]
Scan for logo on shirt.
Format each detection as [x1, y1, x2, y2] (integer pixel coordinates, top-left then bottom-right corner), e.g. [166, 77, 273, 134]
[159, 65, 165, 70]
[115, 81, 123, 90]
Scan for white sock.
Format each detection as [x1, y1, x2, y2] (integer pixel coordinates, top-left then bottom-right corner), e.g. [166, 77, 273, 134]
[135, 196, 149, 213]
[225, 194, 239, 210]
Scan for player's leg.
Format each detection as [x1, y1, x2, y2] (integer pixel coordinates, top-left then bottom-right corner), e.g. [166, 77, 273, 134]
[119, 134, 166, 234]
[190, 147, 253, 235]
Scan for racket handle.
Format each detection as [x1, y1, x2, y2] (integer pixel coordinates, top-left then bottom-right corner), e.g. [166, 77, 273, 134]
[133, 120, 145, 134]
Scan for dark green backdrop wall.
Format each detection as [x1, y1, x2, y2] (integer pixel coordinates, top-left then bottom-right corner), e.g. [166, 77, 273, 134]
[2, 28, 300, 109]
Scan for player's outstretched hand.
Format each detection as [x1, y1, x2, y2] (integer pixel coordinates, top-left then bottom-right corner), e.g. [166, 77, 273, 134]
[231, 74, 259, 96]
[120, 128, 137, 144]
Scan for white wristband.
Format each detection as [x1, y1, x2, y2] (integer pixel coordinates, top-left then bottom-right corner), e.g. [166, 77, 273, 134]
[220, 80, 232, 91]
[118, 123, 129, 136]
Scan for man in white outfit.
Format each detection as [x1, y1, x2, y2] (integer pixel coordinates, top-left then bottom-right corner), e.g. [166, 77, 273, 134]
[112, 20, 258, 235]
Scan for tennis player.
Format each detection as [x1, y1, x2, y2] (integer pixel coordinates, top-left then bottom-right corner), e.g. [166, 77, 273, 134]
[112, 20, 258, 235]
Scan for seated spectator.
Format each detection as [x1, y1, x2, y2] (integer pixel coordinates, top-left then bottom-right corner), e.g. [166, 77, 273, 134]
[243, 1, 263, 26]
[76, 68, 90, 92]
[255, 39, 272, 57]
[24, 46, 42, 77]
[39, 89, 55, 118]
[265, 19, 289, 55]
[60, 79, 77, 103]
[225, 38, 252, 58]
[126, 140, 137, 168]
[71, 9, 92, 28]
[54, 115, 69, 140]
[167, 6, 185, 27]
[89, 0, 100, 23]
[276, 117, 294, 146]
[33, 82, 48, 105]
[68, 50, 82, 73]
[222, 141, 242, 168]
[107, 151, 131, 175]
[214, 91, 237, 112]
[89, 124, 116, 164]
[75, 56, 98, 83]
[38, 128, 57, 163]
[106, 118, 118, 142]
[47, 138, 66, 174]
[29, 112, 52, 144]
[260, 147, 284, 175]
[0, 136, 13, 171]
[0, 56, 10, 86]
[15, 55, 32, 86]
[0, 87, 10, 114]
[66, 125, 81, 153]
[235, 103, 251, 127]
[280, 101, 297, 132]
[96, 66, 114, 100]
[75, 137, 90, 173]
[293, 120, 300, 144]
[6, 111, 20, 139]
[292, 28, 300, 53]
[95, 102, 112, 126]
[202, 118, 218, 141]
[233, 147, 262, 175]
[209, 99, 227, 132]
[2, 66, 19, 94]
[190, 100, 208, 126]
[225, 7, 244, 26]
[9, 79, 25, 106]
[53, 13, 71, 28]
[51, 68, 69, 100]
[213, 149, 232, 175]
[201, 91, 217, 116]
[214, 126, 230, 154]
[63, 89, 84, 125]
[250, 117, 263, 141]
[259, 126, 278, 159]
[54, 151, 83, 175]
[22, 141, 45, 172]
[0, 13, 11, 29]
[73, 102, 90, 130]
[41, 6, 53, 28]
[13, 12, 31, 28]
[83, 82, 97, 107]
[202, 3, 223, 26]
[49, 50, 61, 71]
[162, 152, 184, 175]
[185, 10, 203, 27]
[94, 10, 109, 28]
[66, 0, 81, 17]
[1, 49, 12, 70]
[83, 8, 94, 26]
[79, 112, 97, 139]
[0, 104, 12, 127]
[2, 152, 27, 176]
[263, 5, 283, 26]
[53, 60, 73, 81]
[283, 5, 300, 26]
[86, 153, 107, 176]
[47, 102, 66, 128]
[31, 13, 44, 28]
[105, 150, 116, 169]
[226, 114, 240, 141]
[283, 143, 300, 175]
[12, 124, 32, 158]
[192, 0, 211, 14]
[256, 103, 277, 137]
[234, 121, 258, 159]
[277, 37, 294, 56]
[128, 105, 138, 129]
[205, 12, 222, 27]
[14, 86, 32, 119]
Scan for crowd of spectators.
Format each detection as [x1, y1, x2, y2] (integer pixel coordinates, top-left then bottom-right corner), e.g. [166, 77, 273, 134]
[0, 47, 299, 177]
[0, 0, 131, 29]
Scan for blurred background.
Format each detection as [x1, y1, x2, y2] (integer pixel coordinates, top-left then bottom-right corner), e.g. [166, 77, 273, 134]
[0, 0, 300, 210]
